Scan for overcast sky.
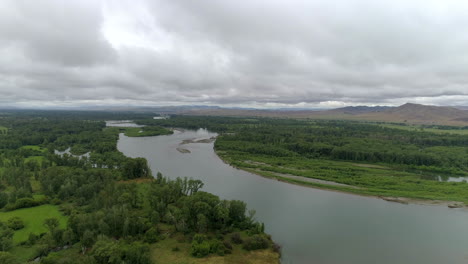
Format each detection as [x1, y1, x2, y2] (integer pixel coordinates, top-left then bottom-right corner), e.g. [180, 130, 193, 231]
[1, 0, 468, 109]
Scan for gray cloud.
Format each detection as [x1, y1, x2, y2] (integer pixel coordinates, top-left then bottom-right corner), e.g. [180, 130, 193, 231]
[1, 0, 468, 108]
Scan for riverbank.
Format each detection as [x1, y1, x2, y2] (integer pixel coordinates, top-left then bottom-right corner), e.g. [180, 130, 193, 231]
[213, 149, 467, 209]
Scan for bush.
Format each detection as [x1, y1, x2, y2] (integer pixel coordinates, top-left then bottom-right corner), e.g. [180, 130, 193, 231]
[191, 234, 210, 258]
[191, 241, 210, 258]
[223, 240, 233, 250]
[243, 235, 270, 251]
[28, 233, 39, 246]
[272, 242, 282, 255]
[209, 240, 225, 256]
[5, 198, 39, 211]
[230, 232, 243, 244]
[144, 227, 158, 243]
[0, 252, 19, 264]
[7, 217, 24, 230]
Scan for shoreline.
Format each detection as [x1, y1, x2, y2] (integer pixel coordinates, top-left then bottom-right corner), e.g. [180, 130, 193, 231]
[213, 149, 467, 209]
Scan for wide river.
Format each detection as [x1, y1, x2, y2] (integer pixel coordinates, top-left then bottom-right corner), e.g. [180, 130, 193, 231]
[118, 128, 468, 264]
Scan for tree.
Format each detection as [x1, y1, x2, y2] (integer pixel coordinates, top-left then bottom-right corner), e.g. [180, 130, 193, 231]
[62, 229, 75, 246]
[0, 226, 13, 251]
[122, 158, 151, 179]
[43, 217, 60, 232]
[81, 230, 95, 254]
[197, 214, 208, 233]
[0, 193, 8, 209]
[7, 217, 24, 230]
[229, 200, 247, 225]
[0, 252, 19, 264]
[122, 242, 151, 264]
[91, 237, 119, 264]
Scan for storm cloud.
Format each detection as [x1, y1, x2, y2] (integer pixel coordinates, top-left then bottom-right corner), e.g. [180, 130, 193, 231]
[1, 0, 468, 108]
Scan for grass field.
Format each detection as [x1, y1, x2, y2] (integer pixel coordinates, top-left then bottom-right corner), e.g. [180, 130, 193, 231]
[9, 245, 40, 263]
[0, 125, 7, 135]
[20, 145, 47, 152]
[0, 205, 68, 244]
[151, 234, 280, 264]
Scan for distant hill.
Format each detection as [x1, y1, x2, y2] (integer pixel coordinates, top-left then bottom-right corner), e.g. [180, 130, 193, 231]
[183, 103, 468, 126]
[327, 105, 393, 115]
[356, 103, 468, 125]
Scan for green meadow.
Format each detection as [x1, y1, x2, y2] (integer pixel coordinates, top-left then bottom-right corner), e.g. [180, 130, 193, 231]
[0, 205, 67, 244]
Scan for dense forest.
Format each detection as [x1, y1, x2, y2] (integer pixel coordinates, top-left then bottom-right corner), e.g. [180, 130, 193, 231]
[147, 116, 468, 203]
[0, 111, 279, 263]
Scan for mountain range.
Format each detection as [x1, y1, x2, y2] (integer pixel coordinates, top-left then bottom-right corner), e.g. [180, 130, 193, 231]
[178, 103, 468, 126]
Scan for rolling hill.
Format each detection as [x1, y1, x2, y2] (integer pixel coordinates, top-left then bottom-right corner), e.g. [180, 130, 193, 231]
[181, 103, 468, 126]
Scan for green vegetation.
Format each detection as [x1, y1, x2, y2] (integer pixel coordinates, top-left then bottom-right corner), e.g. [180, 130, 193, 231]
[380, 123, 468, 135]
[0, 126, 7, 135]
[0, 111, 278, 263]
[148, 116, 468, 204]
[0, 205, 66, 243]
[150, 233, 279, 264]
[122, 126, 173, 137]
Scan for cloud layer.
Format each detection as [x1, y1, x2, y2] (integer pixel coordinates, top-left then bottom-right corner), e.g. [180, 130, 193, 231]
[1, 0, 468, 108]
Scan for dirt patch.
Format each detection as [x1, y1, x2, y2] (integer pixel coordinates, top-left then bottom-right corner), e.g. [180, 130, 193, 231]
[255, 169, 361, 189]
[352, 163, 389, 169]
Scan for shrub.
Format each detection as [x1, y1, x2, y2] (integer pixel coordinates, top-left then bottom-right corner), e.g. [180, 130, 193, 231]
[230, 232, 243, 244]
[7, 217, 24, 230]
[272, 242, 282, 255]
[0, 252, 19, 264]
[191, 241, 210, 258]
[243, 235, 270, 251]
[192, 234, 206, 244]
[28, 233, 39, 246]
[144, 227, 158, 243]
[5, 197, 39, 210]
[191, 234, 210, 258]
[223, 240, 233, 250]
[209, 240, 225, 256]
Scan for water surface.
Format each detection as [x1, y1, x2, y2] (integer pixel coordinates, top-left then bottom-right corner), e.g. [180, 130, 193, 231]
[118, 129, 468, 264]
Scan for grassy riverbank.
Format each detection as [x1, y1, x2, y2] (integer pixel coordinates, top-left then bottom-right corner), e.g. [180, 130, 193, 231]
[215, 147, 468, 205]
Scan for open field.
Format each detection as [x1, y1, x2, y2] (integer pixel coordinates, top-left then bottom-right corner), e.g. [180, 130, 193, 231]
[9, 245, 40, 263]
[0, 125, 7, 134]
[20, 145, 47, 152]
[0, 205, 67, 244]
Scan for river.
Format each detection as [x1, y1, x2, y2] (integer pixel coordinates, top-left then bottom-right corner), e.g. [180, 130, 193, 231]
[117, 128, 468, 264]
